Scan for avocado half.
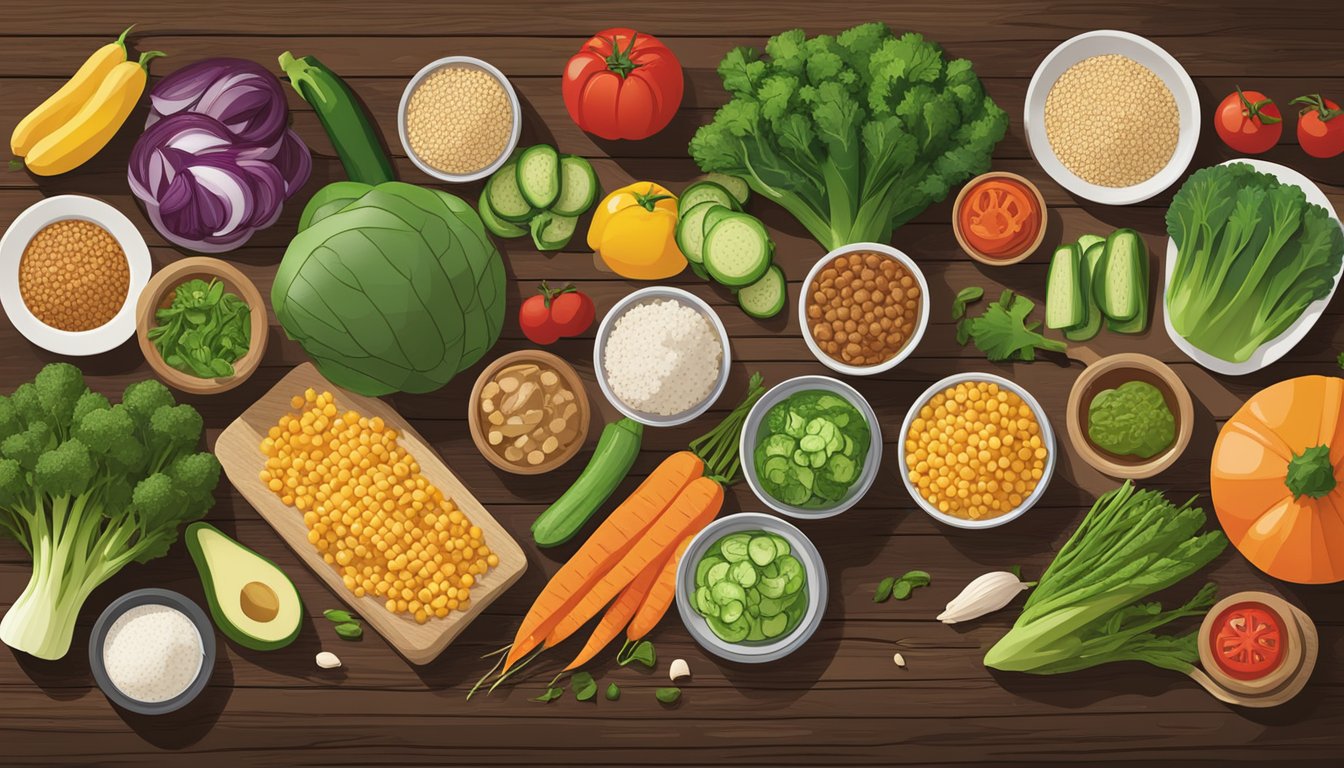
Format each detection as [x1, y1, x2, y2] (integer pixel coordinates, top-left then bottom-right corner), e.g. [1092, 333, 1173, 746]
[185, 522, 304, 651]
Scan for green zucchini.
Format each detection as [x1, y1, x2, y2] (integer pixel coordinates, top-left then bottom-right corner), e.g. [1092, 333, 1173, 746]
[1065, 241, 1105, 342]
[700, 173, 750, 205]
[484, 160, 534, 222]
[477, 193, 527, 238]
[530, 212, 578, 251]
[279, 52, 395, 186]
[1095, 228, 1144, 322]
[675, 202, 722, 265]
[531, 418, 644, 547]
[1107, 232, 1151, 334]
[679, 181, 738, 214]
[737, 264, 787, 319]
[1045, 243, 1085, 330]
[551, 155, 600, 217]
[704, 214, 772, 287]
[516, 144, 561, 209]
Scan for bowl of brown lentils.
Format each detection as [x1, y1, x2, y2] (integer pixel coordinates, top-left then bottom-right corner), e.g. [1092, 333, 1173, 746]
[0, 195, 151, 356]
[398, 56, 521, 183]
[799, 242, 929, 376]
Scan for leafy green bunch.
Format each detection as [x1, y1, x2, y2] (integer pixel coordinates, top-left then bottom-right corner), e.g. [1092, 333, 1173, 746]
[690, 23, 1008, 249]
[0, 363, 220, 660]
[149, 278, 252, 379]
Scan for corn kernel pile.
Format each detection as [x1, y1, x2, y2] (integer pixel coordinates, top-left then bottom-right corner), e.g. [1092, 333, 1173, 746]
[904, 381, 1048, 521]
[260, 389, 498, 623]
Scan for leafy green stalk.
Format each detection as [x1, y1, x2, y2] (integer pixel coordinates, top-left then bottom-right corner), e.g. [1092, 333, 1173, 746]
[687, 373, 766, 483]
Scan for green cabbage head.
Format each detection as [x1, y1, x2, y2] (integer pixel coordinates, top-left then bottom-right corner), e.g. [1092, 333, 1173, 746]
[273, 181, 506, 396]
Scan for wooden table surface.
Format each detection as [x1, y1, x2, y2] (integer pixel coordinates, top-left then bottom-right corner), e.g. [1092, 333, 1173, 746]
[2, 1, 1342, 765]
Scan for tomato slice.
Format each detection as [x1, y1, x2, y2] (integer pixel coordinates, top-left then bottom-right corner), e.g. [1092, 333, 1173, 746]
[1210, 601, 1286, 680]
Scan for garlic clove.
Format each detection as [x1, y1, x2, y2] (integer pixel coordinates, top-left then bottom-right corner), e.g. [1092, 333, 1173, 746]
[893, 652, 906, 668]
[938, 571, 1032, 624]
[669, 658, 691, 682]
[316, 651, 342, 669]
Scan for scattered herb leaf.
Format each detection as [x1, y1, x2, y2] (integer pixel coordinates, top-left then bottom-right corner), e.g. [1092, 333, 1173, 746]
[1009, 564, 1022, 579]
[956, 289, 1066, 362]
[655, 687, 682, 704]
[952, 286, 984, 321]
[150, 278, 252, 379]
[605, 682, 620, 701]
[618, 639, 656, 668]
[534, 687, 564, 703]
[875, 571, 933, 603]
[572, 671, 598, 701]
[333, 621, 363, 640]
[873, 576, 895, 603]
[900, 570, 931, 588]
[892, 580, 913, 600]
[323, 609, 357, 624]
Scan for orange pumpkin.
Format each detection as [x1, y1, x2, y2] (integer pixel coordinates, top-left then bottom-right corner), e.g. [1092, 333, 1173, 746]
[1211, 375, 1344, 584]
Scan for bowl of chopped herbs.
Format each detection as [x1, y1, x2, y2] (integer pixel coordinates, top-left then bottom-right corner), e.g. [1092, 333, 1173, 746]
[136, 257, 267, 394]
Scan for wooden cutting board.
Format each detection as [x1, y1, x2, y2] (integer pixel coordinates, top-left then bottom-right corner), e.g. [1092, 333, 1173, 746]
[215, 363, 527, 665]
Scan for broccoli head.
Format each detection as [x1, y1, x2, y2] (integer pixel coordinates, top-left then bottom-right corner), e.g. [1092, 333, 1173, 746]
[33, 363, 87, 435]
[122, 378, 176, 431]
[34, 439, 96, 499]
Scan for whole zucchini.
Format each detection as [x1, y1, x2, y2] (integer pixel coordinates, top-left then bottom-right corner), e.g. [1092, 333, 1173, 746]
[532, 418, 643, 547]
[278, 51, 395, 186]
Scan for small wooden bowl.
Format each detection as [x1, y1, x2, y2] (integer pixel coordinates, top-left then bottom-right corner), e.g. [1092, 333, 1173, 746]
[135, 257, 268, 395]
[1066, 353, 1193, 479]
[467, 350, 591, 476]
[952, 171, 1048, 266]
[1191, 591, 1318, 708]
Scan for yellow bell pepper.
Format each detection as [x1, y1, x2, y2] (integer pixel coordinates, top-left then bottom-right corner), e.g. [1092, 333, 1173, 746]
[587, 182, 686, 280]
[11, 26, 133, 157]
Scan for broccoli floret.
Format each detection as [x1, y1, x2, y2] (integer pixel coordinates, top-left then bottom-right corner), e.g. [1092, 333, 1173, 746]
[122, 379, 176, 431]
[71, 391, 110, 424]
[33, 363, 86, 435]
[9, 383, 47, 430]
[168, 452, 222, 509]
[2, 422, 53, 470]
[33, 439, 96, 499]
[150, 404, 205, 458]
[0, 396, 20, 436]
[73, 405, 145, 475]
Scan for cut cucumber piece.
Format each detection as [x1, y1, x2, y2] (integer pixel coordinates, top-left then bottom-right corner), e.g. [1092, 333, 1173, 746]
[484, 161, 534, 222]
[1065, 241, 1105, 342]
[515, 144, 560, 209]
[530, 212, 578, 251]
[695, 555, 725, 587]
[477, 193, 526, 238]
[1107, 232, 1150, 334]
[550, 155, 599, 216]
[1095, 228, 1144, 322]
[1045, 243, 1086, 330]
[675, 202, 722, 265]
[701, 204, 736, 240]
[1076, 233, 1105, 253]
[737, 265, 787, 319]
[679, 181, 738, 214]
[699, 172, 750, 205]
[703, 214, 772, 287]
[748, 537, 776, 567]
[707, 615, 749, 643]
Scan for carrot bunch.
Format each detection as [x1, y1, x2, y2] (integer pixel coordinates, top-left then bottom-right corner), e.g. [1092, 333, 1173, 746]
[473, 374, 765, 694]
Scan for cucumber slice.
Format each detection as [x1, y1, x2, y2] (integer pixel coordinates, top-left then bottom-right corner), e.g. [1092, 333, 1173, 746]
[1107, 232, 1150, 334]
[706, 561, 730, 585]
[484, 161, 534, 222]
[515, 144, 561, 209]
[1065, 241, 1105, 342]
[550, 155, 599, 216]
[748, 537, 776, 567]
[730, 560, 758, 588]
[695, 555, 725, 587]
[675, 202, 722, 265]
[769, 534, 790, 559]
[719, 599, 744, 623]
[707, 615, 749, 643]
[1095, 228, 1144, 322]
[693, 586, 718, 617]
[737, 265, 787, 319]
[720, 534, 750, 563]
[711, 581, 747, 606]
[679, 181, 738, 214]
[704, 214, 772, 287]
[701, 204, 736, 241]
[699, 172, 750, 205]
[477, 193, 526, 238]
[530, 212, 578, 251]
[1076, 233, 1105, 253]
[1045, 243, 1086, 330]
[760, 613, 789, 639]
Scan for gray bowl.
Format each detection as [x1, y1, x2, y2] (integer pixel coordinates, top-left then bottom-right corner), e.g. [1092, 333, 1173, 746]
[739, 375, 882, 519]
[675, 513, 827, 664]
[89, 588, 216, 716]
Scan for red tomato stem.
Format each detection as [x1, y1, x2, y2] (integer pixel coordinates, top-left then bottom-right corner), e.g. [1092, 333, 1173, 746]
[536, 280, 577, 308]
[604, 33, 643, 78]
[1291, 94, 1344, 122]
[1237, 86, 1282, 124]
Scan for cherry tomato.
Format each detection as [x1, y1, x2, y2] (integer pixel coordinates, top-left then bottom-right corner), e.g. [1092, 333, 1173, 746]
[518, 282, 594, 345]
[562, 28, 684, 140]
[1291, 94, 1344, 159]
[549, 290, 595, 337]
[519, 293, 560, 345]
[1214, 87, 1282, 155]
[1210, 602, 1286, 681]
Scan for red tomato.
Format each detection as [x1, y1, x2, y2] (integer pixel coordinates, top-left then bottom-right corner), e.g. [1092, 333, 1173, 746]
[1210, 602, 1286, 681]
[518, 283, 594, 344]
[1291, 94, 1344, 159]
[1214, 88, 1282, 155]
[549, 290, 595, 337]
[562, 28, 684, 140]
[519, 293, 559, 345]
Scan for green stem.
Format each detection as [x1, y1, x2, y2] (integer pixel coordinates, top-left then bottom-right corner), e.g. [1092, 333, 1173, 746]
[1286, 444, 1337, 499]
[688, 372, 766, 481]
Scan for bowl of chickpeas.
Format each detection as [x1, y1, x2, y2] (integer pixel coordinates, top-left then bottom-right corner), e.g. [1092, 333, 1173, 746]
[800, 243, 929, 376]
[898, 373, 1055, 529]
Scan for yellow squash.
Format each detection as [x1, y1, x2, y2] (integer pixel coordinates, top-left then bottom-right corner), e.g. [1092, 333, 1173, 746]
[22, 51, 164, 177]
[587, 182, 686, 280]
[10, 26, 133, 157]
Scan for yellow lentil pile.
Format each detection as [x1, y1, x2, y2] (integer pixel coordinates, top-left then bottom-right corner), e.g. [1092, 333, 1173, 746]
[1044, 54, 1179, 188]
[260, 389, 499, 624]
[905, 380, 1048, 521]
[405, 64, 513, 175]
[18, 219, 129, 331]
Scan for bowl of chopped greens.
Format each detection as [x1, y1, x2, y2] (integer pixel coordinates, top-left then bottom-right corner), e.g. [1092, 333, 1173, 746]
[740, 376, 881, 519]
[676, 512, 827, 663]
[135, 257, 267, 395]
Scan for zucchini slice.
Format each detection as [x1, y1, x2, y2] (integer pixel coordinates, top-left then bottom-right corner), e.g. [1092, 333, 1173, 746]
[676, 202, 724, 265]
[1095, 228, 1144, 322]
[1107, 232, 1151, 334]
[515, 144, 561, 209]
[477, 193, 527, 238]
[1065, 241, 1105, 342]
[679, 181, 738, 214]
[530, 212, 579, 251]
[737, 264, 787, 319]
[701, 204, 737, 241]
[551, 155, 599, 216]
[1045, 243, 1085, 330]
[485, 161, 534, 222]
[699, 173, 750, 205]
[703, 214, 772, 287]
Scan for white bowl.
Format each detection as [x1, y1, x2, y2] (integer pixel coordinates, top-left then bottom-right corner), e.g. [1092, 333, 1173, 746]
[897, 373, 1056, 530]
[739, 375, 882, 519]
[397, 56, 522, 183]
[798, 242, 929, 376]
[1163, 158, 1344, 376]
[593, 286, 732, 427]
[0, 195, 152, 356]
[675, 513, 828, 664]
[1025, 30, 1199, 205]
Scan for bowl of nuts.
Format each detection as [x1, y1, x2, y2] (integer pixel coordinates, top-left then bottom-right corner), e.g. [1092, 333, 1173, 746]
[468, 350, 591, 475]
[799, 242, 929, 376]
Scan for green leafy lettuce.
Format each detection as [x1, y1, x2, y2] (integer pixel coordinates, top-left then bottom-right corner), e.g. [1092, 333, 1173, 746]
[689, 23, 1008, 249]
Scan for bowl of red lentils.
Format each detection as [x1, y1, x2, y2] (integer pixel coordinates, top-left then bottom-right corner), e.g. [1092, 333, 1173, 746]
[398, 56, 522, 183]
[799, 242, 929, 376]
[0, 195, 151, 356]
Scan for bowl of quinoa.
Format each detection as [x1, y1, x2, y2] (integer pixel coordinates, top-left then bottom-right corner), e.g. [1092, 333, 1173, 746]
[1025, 30, 1199, 205]
[594, 286, 732, 427]
[0, 195, 152, 356]
[398, 56, 521, 183]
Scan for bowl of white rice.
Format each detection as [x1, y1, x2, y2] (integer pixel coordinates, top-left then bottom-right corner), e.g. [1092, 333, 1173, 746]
[594, 286, 732, 427]
[89, 588, 216, 716]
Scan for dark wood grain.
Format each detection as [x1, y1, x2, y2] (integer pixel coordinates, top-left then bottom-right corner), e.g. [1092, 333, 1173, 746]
[1, 1, 1342, 765]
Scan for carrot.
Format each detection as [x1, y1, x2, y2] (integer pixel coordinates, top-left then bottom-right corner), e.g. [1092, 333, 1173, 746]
[501, 451, 703, 672]
[627, 536, 692, 642]
[561, 548, 673, 672]
[541, 476, 724, 652]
